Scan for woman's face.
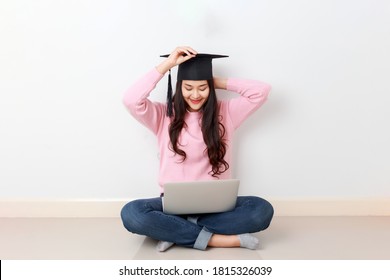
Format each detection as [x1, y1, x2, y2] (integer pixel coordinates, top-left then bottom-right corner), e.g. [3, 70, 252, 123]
[181, 80, 210, 112]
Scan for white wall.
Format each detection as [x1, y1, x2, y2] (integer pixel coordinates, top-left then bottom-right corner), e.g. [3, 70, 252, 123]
[1, 0, 389, 200]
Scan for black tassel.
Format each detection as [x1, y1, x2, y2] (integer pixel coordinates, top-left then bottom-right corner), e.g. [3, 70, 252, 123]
[166, 69, 173, 117]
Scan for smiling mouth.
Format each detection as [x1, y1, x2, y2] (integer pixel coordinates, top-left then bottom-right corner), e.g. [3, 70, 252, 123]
[190, 99, 202, 104]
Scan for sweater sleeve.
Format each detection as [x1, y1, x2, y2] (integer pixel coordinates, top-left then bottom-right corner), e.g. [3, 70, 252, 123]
[122, 68, 166, 135]
[225, 78, 271, 129]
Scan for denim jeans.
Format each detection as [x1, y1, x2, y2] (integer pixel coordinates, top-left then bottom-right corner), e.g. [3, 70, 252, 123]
[120, 196, 274, 250]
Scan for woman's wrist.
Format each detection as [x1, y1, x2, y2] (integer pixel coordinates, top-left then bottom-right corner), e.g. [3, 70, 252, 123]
[213, 77, 228, 90]
[156, 59, 175, 75]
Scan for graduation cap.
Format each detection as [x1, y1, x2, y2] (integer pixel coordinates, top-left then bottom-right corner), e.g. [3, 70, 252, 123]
[160, 53, 228, 117]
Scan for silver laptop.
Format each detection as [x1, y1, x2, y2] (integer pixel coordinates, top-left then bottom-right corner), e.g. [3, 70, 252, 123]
[162, 179, 239, 215]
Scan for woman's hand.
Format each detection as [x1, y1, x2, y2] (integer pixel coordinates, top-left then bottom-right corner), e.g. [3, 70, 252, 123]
[168, 46, 197, 66]
[156, 46, 197, 74]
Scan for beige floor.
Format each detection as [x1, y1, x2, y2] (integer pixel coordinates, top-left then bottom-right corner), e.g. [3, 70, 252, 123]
[1, 216, 389, 260]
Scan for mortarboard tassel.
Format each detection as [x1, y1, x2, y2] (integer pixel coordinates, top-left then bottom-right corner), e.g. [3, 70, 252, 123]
[166, 69, 173, 117]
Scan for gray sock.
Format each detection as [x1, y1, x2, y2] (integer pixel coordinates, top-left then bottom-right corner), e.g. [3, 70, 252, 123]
[187, 216, 199, 224]
[156, 241, 174, 252]
[238, 234, 260, 250]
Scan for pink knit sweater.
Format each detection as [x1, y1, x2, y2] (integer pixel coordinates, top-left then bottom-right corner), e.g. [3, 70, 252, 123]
[123, 68, 271, 193]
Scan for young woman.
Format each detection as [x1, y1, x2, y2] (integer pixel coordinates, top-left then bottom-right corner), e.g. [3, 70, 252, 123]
[121, 46, 273, 252]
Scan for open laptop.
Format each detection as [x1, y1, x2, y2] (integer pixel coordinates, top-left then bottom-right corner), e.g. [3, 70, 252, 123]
[162, 179, 239, 215]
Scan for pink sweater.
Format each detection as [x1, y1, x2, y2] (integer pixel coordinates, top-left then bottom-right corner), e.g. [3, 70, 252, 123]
[123, 68, 271, 193]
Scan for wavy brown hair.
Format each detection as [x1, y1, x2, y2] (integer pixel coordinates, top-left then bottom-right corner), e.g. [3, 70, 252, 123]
[168, 79, 229, 177]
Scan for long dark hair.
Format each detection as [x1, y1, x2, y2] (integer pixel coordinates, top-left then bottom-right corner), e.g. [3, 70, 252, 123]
[168, 79, 229, 177]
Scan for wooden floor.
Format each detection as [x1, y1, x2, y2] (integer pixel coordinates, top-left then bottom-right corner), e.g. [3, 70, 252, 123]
[1, 216, 390, 260]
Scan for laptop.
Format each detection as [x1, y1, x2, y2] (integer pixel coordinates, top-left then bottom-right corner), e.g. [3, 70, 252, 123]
[162, 179, 239, 215]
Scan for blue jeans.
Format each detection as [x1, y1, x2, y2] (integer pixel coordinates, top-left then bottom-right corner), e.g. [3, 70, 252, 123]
[120, 196, 274, 250]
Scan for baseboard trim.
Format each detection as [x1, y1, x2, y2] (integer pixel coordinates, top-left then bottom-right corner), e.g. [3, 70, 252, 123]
[0, 198, 389, 217]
